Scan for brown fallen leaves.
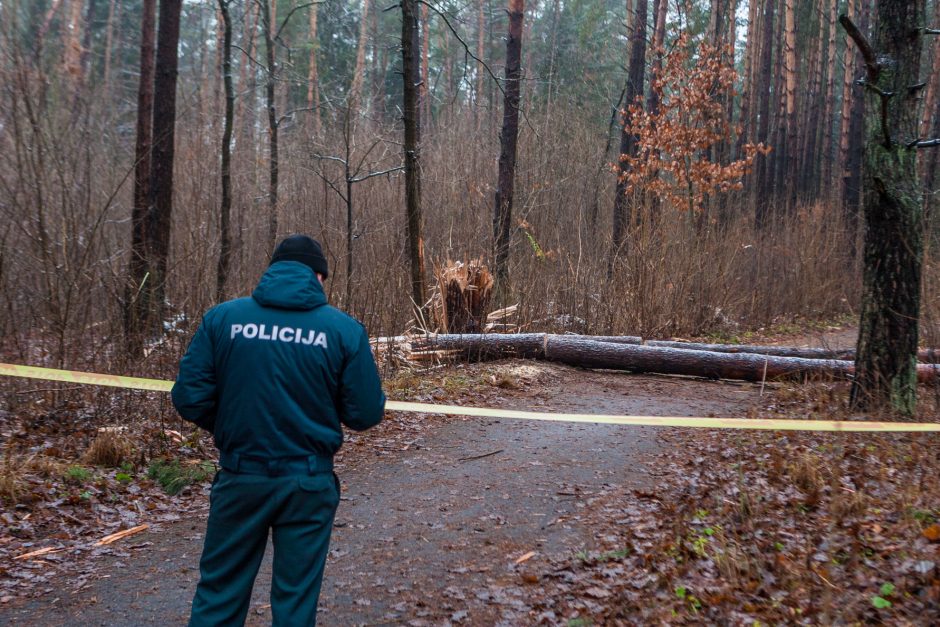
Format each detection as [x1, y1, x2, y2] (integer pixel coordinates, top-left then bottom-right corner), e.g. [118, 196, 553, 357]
[505, 380, 940, 624]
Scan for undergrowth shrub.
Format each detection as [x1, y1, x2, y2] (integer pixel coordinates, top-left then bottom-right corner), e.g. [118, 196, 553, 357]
[147, 459, 215, 496]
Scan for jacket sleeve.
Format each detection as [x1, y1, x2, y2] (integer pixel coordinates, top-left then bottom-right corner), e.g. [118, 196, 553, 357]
[171, 315, 218, 433]
[337, 326, 385, 431]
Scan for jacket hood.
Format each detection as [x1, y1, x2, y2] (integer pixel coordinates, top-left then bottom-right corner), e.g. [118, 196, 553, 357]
[252, 261, 328, 310]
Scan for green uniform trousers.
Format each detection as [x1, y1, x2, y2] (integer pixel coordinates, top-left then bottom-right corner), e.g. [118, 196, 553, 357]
[189, 468, 339, 627]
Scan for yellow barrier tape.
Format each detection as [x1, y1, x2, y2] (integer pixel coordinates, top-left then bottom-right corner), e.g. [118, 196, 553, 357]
[2, 362, 939, 433]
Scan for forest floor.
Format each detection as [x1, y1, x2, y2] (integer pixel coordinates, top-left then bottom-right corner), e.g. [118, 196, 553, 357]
[3, 325, 940, 625]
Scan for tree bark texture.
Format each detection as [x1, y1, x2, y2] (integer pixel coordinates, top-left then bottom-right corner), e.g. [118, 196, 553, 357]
[216, 0, 234, 302]
[261, 0, 279, 252]
[126, 0, 156, 347]
[754, 0, 775, 228]
[349, 0, 371, 119]
[414, 334, 940, 363]
[412, 335, 940, 384]
[844, 0, 871, 243]
[782, 0, 797, 212]
[401, 0, 427, 310]
[611, 0, 647, 259]
[307, 3, 321, 135]
[821, 0, 839, 193]
[493, 0, 524, 294]
[145, 0, 182, 330]
[842, 1, 927, 415]
[476, 0, 486, 128]
[421, 1, 431, 124]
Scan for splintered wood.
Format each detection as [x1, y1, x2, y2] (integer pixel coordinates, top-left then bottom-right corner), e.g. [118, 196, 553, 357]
[94, 524, 149, 546]
[432, 259, 493, 334]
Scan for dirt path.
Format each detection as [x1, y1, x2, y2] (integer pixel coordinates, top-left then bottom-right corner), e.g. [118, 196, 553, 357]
[1, 363, 769, 625]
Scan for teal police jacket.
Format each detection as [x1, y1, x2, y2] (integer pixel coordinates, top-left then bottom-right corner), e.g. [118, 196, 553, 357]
[171, 261, 385, 460]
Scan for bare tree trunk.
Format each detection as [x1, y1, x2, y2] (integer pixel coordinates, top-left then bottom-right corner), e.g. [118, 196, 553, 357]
[821, 0, 839, 196]
[63, 0, 84, 90]
[307, 2, 321, 135]
[611, 0, 647, 264]
[421, 1, 431, 125]
[261, 0, 279, 252]
[843, 0, 871, 250]
[545, 0, 560, 120]
[735, 0, 760, 163]
[646, 0, 667, 116]
[146, 0, 183, 326]
[401, 0, 427, 309]
[799, 0, 826, 202]
[782, 0, 797, 212]
[125, 0, 156, 349]
[838, 0, 857, 215]
[349, 0, 371, 120]
[78, 0, 98, 93]
[217, 0, 235, 302]
[754, 0, 775, 228]
[476, 0, 486, 129]
[923, 0, 940, 228]
[842, 1, 927, 415]
[103, 0, 117, 97]
[493, 0, 525, 296]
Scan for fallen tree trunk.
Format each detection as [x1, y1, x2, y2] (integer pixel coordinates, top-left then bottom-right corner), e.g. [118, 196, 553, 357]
[644, 340, 940, 363]
[412, 334, 940, 384]
[410, 334, 643, 359]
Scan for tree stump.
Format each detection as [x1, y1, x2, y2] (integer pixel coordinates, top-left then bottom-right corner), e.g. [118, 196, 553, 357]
[432, 259, 494, 333]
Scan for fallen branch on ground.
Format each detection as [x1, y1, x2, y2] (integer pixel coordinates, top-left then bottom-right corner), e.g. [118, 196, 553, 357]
[94, 524, 149, 546]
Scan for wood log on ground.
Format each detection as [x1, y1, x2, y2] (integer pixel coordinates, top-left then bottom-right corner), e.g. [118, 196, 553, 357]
[411, 334, 940, 383]
[642, 340, 940, 363]
[410, 334, 644, 359]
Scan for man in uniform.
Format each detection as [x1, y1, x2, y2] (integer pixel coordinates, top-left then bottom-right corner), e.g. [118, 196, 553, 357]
[172, 234, 385, 626]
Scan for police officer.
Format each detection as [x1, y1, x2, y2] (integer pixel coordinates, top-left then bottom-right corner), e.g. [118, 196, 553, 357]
[172, 234, 385, 626]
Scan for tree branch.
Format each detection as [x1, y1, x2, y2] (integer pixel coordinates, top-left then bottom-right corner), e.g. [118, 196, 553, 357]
[274, 1, 321, 41]
[351, 166, 405, 183]
[908, 138, 940, 148]
[841, 14, 893, 148]
[839, 14, 879, 82]
[925, 28, 940, 35]
[417, 0, 504, 100]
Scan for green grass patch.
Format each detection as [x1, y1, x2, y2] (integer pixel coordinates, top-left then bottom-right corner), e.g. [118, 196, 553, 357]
[147, 459, 215, 496]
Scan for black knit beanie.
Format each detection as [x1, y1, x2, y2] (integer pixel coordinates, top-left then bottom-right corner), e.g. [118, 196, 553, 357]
[270, 235, 329, 279]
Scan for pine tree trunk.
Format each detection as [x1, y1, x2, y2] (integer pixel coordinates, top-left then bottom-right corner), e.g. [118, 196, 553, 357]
[261, 0, 278, 252]
[754, 0, 775, 228]
[493, 0, 525, 296]
[838, 0, 857, 221]
[421, 1, 430, 124]
[842, 1, 927, 416]
[924, 6, 940, 230]
[799, 0, 826, 202]
[820, 0, 839, 196]
[844, 0, 871, 251]
[102, 0, 117, 96]
[476, 0, 486, 129]
[125, 0, 156, 350]
[646, 0, 667, 116]
[401, 0, 427, 310]
[349, 0, 371, 119]
[307, 3, 321, 135]
[611, 0, 647, 262]
[147, 0, 183, 328]
[735, 0, 759, 163]
[216, 0, 234, 302]
[783, 0, 798, 212]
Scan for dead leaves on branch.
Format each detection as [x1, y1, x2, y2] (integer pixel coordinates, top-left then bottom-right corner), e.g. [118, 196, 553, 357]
[618, 34, 770, 215]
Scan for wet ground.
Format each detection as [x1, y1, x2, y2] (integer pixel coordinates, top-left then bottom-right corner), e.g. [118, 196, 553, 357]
[0, 363, 778, 625]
